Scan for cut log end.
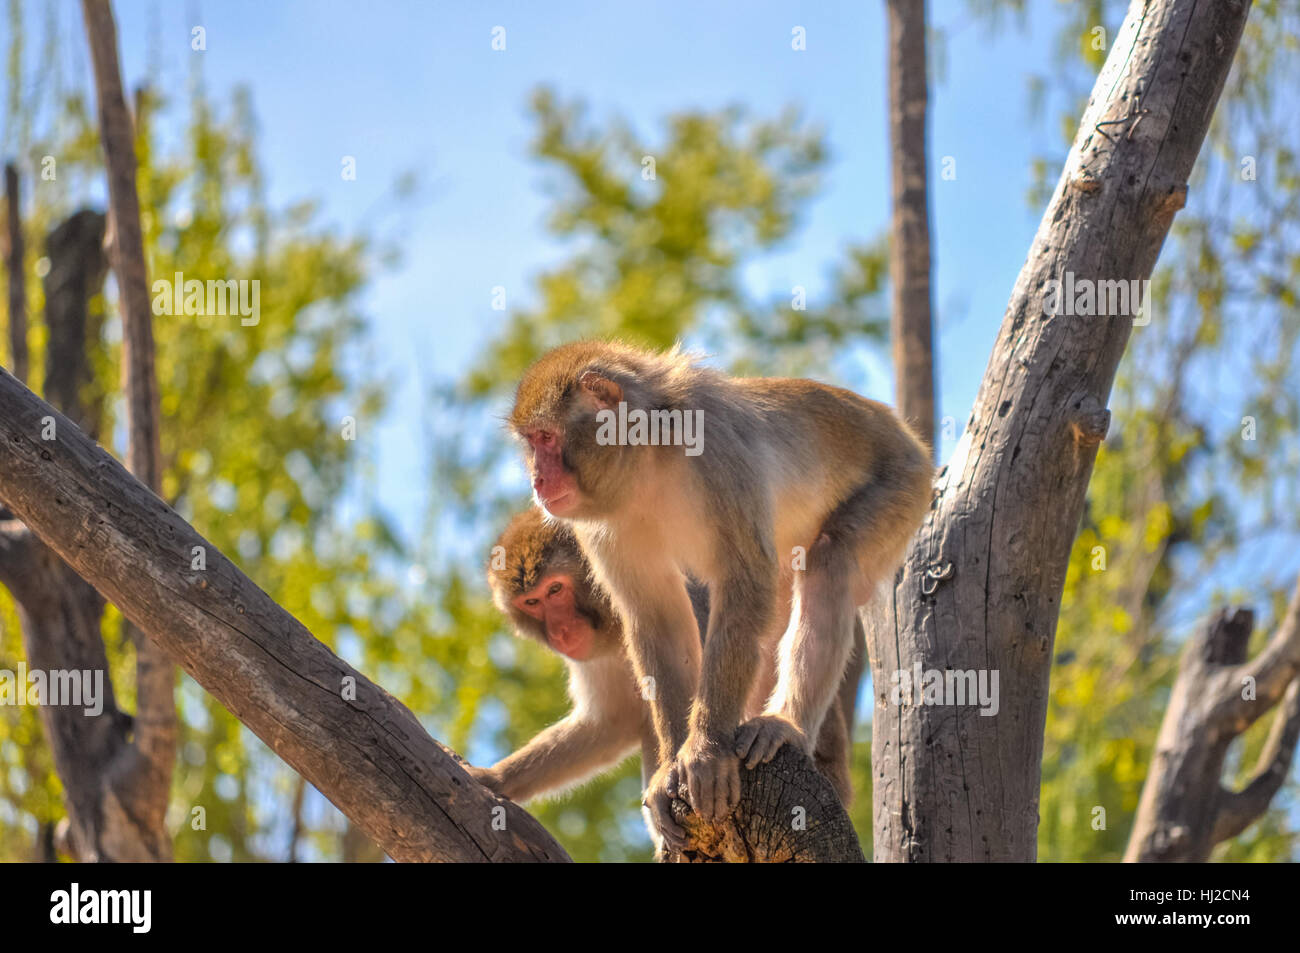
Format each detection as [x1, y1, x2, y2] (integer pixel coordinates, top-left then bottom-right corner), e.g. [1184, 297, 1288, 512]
[665, 745, 865, 863]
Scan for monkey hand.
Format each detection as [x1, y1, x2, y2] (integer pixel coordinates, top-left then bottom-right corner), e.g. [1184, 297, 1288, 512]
[735, 715, 807, 769]
[643, 762, 687, 853]
[678, 732, 742, 821]
[465, 764, 504, 795]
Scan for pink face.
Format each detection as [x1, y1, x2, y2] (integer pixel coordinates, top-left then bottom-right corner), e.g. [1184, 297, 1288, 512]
[525, 429, 581, 517]
[513, 572, 594, 660]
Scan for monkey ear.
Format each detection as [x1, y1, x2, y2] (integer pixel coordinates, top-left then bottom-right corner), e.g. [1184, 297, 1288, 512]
[579, 371, 623, 409]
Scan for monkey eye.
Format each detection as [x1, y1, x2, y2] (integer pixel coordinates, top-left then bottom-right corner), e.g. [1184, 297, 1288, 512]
[524, 597, 540, 607]
[547, 581, 564, 597]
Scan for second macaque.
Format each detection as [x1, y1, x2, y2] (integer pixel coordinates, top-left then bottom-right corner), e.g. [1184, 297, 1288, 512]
[470, 507, 861, 843]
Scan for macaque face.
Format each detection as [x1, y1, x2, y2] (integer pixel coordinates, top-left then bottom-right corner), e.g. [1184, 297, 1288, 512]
[522, 428, 582, 517]
[514, 368, 628, 519]
[512, 571, 597, 660]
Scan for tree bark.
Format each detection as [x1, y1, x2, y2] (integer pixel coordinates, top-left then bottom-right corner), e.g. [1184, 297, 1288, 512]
[1124, 580, 1300, 862]
[80, 0, 176, 855]
[3, 163, 26, 385]
[0, 369, 570, 862]
[670, 745, 865, 862]
[865, 0, 1252, 862]
[886, 0, 935, 453]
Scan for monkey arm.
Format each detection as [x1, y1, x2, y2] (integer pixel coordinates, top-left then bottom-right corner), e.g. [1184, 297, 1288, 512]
[691, 557, 777, 745]
[619, 583, 702, 764]
[483, 710, 642, 803]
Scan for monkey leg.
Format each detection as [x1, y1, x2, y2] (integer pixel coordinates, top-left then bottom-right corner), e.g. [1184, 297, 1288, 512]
[762, 544, 858, 754]
[768, 464, 930, 743]
[812, 696, 853, 807]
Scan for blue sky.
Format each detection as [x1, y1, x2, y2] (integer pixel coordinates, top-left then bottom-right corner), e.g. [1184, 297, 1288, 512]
[88, 0, 1077, 535]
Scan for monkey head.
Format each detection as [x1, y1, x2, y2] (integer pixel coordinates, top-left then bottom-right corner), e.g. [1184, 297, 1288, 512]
[509, 341, 658, 519]
[487, 507, 620, 662]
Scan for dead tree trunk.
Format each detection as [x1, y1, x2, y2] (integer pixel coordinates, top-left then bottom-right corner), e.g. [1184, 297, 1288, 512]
[80, 0, 176, 856]
[0, 370, 570, 862]
[865, 0, 1252, 861]
[1124, 581, 1300, 862]
[0, 210, 169, 861]
[886, 0, 936, 453]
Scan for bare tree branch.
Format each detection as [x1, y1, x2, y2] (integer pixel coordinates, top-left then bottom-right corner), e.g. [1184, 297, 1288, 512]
[0, 369, 570, 862]
[886, 0, 936, 452]
[1126, 577, 1300, 862]
[80, 0, 176, 854]
[3, 163, 26, 385]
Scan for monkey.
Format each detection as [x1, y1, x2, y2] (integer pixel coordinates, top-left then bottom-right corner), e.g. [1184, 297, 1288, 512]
[509, 341, 932, 849]
[468, 506, 661, 815]
[470, 506, 864, 854]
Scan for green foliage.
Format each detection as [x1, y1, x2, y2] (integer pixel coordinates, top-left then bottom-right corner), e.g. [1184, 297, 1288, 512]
[0, 25, 409, 858]
[464, 88, 882, 396]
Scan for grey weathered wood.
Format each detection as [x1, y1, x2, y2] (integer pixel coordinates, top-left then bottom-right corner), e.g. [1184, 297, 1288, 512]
[886, 0, 936, 452]
[1125, 581, 1300, 862]
[865, 0, 1252, 861]
[0, 370, 571, 863]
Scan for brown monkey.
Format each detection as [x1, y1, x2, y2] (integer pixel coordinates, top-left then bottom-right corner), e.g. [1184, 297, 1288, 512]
[509, 341, 931, 849]
[469, 507, 659, 809]
[471, 507, 862, 853]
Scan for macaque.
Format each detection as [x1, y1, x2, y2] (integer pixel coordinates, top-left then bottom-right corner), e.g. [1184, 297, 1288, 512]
[471, 506, 862, 852]
[470, 506, 661, 813]
[509, 341, 932, 849]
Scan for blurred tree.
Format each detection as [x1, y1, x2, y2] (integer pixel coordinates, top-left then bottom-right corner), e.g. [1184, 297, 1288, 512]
[0, 12, 414, 861]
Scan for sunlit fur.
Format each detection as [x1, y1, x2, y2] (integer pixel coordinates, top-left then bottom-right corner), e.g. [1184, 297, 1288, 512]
[478, 508, 655, 812]
[510, 341, 933, 828]
[481, 508, 858, 832]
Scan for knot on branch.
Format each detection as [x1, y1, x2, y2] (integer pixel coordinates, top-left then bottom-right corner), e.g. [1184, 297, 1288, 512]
[1200, 606, 1253, 666]
[1148, 183, 1188, 227]
[1068, 394, 1111, 447]
[666, 745, 864, 863]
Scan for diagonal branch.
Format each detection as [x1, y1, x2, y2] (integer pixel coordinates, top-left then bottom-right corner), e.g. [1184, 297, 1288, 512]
[1212, 677, 1300, 844]
[0, 369, 569, 862]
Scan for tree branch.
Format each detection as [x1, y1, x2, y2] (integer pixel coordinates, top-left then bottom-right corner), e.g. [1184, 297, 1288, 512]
[81, 0, 176, 847]
[1212, 678, 1300, 844]
[1125, 576, 1300, 861]
[0, 368, 569, 862]
[3, 163, 27, 385]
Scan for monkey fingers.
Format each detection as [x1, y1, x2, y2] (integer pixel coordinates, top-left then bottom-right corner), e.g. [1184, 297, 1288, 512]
[465, 764, 503, 794]
[680, 740, 741, 820]
[644, 764, 687, 851]
[735, 715, 805, 769]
